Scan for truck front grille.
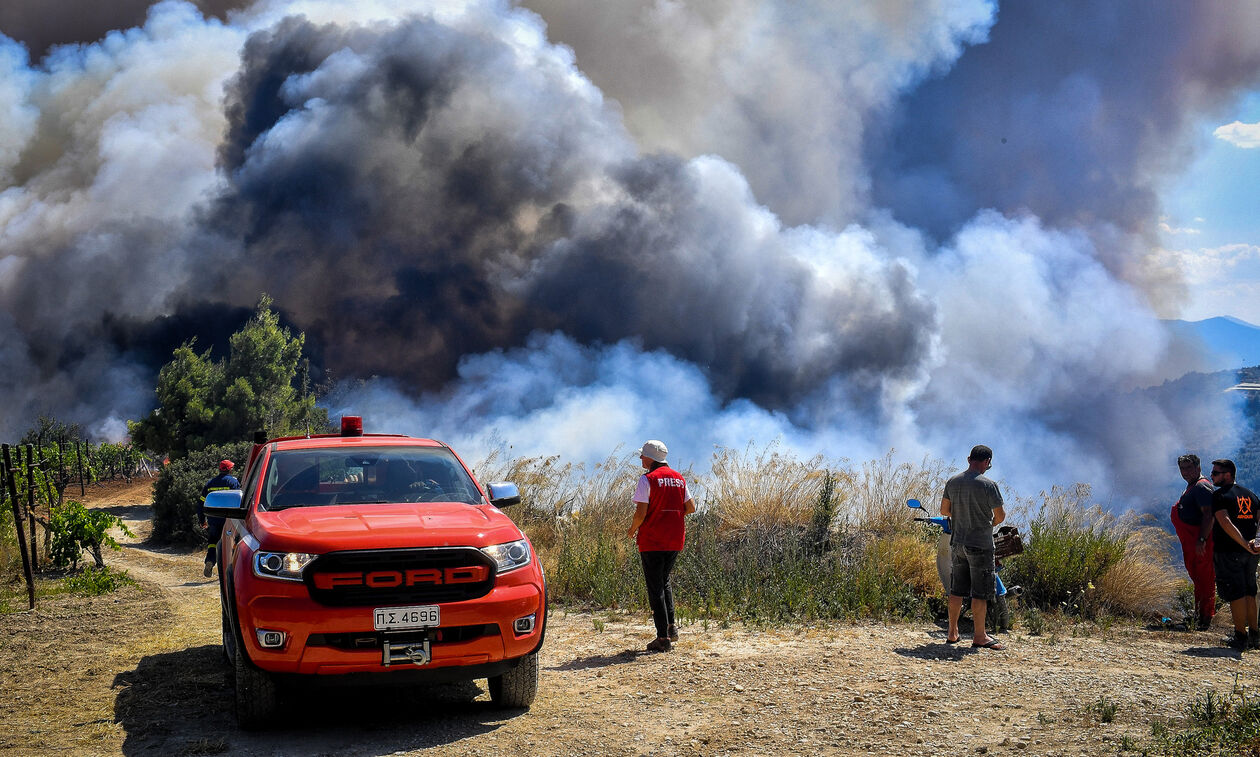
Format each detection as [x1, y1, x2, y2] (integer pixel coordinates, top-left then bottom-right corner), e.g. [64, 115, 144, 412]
[304, 547, 496, 607]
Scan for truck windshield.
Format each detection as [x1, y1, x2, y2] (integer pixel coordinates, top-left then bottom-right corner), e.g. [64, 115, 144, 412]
[258, 446, 484, 510]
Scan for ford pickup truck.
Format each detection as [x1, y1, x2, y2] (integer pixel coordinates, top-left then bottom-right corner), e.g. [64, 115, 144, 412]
[203, 416, 545, 728]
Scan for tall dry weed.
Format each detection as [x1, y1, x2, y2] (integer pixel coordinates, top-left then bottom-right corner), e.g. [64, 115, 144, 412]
[472, 449, 582, 552]
[703, 443, 845, 536]
[475, 444, 1176, 624]
[560, 451, 645, 537]
[1096, 524, 1180, 618]
[1005, 484, 1178, 618]
[844, 451, 949, 536]
[867, 533, 941, 597]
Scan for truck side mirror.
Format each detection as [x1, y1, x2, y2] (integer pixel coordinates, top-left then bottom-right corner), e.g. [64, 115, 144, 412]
[203, 489, 248, 519]
[486, 482, 522, 507]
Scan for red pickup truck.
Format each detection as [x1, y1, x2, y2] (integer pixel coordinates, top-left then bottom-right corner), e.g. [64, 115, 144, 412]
[202, 417, 545, 728]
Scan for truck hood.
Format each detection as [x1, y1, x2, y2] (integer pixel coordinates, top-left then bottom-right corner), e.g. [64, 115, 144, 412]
[249, 502, 525, 553]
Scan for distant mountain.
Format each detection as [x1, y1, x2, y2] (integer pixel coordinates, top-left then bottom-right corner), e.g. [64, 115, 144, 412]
[1164, 316, 1260, 372]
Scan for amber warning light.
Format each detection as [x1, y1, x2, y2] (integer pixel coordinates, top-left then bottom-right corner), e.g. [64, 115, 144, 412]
[341, 416, 363, 436]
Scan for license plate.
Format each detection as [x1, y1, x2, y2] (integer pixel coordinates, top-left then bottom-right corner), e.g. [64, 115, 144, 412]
[374, 605, 440, 630]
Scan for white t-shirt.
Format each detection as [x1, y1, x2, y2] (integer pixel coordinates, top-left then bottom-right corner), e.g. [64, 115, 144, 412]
[633, 473, 691, 504]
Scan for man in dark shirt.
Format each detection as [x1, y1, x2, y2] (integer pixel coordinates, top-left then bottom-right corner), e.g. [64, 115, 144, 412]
[941, 444, 1006, 650]
[1172, 454, 1216, 629]
[1208, 459, 1260, 651]
[198, 460, 240, 578]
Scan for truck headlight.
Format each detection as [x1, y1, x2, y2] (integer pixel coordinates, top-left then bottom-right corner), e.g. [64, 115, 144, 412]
[253, 551, 318, 581]
[480, 539, 531, 574]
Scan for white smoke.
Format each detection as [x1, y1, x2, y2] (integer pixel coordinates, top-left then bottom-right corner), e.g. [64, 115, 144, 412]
[519, 0, 997, 226]
[0, 0, 1251, 510]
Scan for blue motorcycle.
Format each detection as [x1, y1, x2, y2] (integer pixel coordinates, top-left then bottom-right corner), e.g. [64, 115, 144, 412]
[907, 498, 1021, 632]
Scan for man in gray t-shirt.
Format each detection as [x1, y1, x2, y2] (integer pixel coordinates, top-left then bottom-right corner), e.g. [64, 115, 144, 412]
[940, 444, 1006, 649]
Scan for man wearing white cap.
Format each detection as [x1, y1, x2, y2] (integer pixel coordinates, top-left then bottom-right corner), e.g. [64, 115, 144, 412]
[627, 440, 696, 652]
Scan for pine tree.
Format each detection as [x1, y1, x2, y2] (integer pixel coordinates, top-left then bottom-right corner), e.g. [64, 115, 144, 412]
[129, 296, 329, 458]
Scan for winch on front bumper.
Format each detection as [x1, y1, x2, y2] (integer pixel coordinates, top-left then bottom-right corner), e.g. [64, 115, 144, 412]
[383, 637, 431, 666]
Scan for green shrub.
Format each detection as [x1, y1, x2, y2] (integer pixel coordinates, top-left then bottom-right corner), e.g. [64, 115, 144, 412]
[152, 441, 253, 543]
[1147, 677, 1260, 755]
[1004, 485, 1128, 618]
[0, 506, 19, 580]
[1021, 607, 1047, 635]
[48, 501, 134, 569]
[1091, 695, 1119, 723]
[64, 566, 135, 595]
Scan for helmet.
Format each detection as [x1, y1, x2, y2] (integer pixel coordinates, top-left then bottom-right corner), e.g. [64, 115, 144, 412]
[219, 459, 235, 472]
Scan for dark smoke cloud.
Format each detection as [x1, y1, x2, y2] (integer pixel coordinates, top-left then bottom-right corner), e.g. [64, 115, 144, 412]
[0, 0, 1254, 508]
[868, 1, 1260, 240]
[520, 0, 997, 228]
[0, 0, 248, 60]
[207, 14, 934, 411]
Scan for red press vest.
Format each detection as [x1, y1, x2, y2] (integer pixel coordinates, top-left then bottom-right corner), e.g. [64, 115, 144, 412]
[637, 466, 688, 553]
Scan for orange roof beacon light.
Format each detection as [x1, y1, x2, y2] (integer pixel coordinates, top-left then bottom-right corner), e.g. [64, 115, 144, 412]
[340, 416, 363, 437]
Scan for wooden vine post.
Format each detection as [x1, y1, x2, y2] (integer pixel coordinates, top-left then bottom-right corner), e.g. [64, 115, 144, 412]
[3, 444, 36, 609]
[75, 441, 86, 496]
[23, 445, 37, 572]
[32, 444, 55, 507]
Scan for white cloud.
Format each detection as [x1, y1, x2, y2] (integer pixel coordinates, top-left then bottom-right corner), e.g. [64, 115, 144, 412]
[1158, 218, 1202, 235]
[1150, 242, 1260, 320]
[1213, 120, 1260, 148]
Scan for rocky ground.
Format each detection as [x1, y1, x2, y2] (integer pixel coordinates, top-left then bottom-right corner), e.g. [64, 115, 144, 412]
[0, 480, 1255, 756]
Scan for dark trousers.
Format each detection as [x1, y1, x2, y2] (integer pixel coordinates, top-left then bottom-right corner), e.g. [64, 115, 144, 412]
[640, 550, 679, 638]
[204, 517, 224, 566]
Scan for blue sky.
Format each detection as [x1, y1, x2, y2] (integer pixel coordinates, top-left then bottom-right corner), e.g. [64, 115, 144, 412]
[1161, 90, 1260, 324]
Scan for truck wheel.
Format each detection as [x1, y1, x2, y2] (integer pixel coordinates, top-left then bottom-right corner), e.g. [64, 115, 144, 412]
[234, 642, 279, 729]
[221, 606, 235, 665]
[488, 653, 538, 709]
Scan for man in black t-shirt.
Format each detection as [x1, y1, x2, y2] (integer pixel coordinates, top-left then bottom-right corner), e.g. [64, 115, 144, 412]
[1173, 453, 1216, 629]
[1209, 459, 1260, 651]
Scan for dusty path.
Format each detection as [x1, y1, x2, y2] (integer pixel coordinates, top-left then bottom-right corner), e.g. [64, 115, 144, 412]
[1, 480, 1256, 756]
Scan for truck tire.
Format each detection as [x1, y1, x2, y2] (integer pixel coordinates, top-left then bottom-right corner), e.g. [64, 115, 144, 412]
[221, 605, 235, 665]
[234, 640, 279, 729]
[488, 653, 538, 709]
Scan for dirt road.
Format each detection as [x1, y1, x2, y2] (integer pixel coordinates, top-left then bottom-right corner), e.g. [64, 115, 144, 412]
[0, 481, 1252, 756]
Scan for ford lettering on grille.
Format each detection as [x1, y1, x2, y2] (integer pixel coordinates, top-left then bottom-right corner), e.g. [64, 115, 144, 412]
[305, 548, 496, 607]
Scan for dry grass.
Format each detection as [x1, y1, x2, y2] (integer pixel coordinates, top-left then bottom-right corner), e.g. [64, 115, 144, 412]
[868, 532, 941, 597]
[702, 443, 842, 536]
[1096, 525, 1182, 617]
[491, 446, 1180, 623]
[1005, 484, 1181, 620]
[844, 451, 948, 536]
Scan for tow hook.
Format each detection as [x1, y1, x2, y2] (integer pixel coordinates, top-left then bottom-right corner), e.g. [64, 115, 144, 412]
[382, 638, 431, 667]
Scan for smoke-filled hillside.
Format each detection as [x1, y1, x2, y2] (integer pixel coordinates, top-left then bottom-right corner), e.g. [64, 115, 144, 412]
[1, 0, 1259, 507]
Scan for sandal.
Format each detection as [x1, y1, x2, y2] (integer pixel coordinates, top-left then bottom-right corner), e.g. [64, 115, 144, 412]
[972, 637, 1006, 650]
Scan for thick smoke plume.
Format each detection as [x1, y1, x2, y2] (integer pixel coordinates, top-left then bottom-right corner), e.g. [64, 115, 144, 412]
[1, 0, 1258, 507]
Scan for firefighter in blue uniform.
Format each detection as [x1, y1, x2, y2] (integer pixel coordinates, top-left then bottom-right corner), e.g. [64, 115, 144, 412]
[199, 459, 240, 577]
